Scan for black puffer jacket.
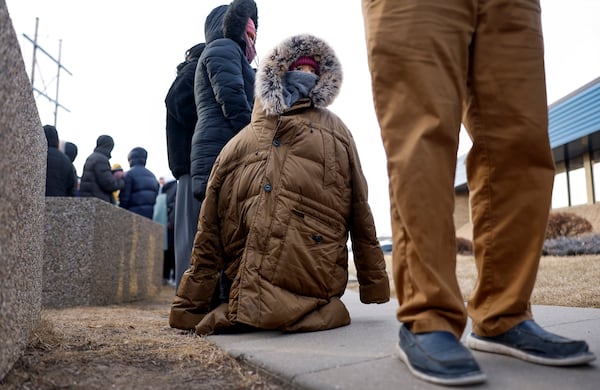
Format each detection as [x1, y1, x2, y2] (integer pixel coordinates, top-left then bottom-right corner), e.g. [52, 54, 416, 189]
[80, 135, 124, 203]
[119, 147, 160, 219]
[165, 43, 206, 179]
[43, 125, 76, 197]
[190, 0, 258, 201]
[64, 141, 79, 183]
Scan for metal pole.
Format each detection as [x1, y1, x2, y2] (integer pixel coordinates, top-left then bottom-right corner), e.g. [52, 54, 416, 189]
[22, 18, 72, 123]
[30, 17, 39, 85]
[54, 39, 63, 127]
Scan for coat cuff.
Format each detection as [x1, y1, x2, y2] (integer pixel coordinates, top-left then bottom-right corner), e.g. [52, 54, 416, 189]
[169, 306, 206, 330]
[359, 279, 390, 304]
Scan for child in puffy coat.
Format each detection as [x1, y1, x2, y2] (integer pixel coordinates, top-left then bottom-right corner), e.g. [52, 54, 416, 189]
[170, 34, 390, 335]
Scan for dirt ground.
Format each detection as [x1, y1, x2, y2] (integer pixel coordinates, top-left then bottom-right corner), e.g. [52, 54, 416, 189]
[0, 285, 287, 390]
[2, 254, 598, 389]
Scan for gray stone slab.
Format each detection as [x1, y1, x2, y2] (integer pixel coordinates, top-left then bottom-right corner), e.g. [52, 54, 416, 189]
[43, 197, 165, 308]
[0, 0, 47, 380]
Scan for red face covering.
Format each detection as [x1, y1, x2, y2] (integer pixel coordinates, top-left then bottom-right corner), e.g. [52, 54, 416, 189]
[244, 18, 257, 63]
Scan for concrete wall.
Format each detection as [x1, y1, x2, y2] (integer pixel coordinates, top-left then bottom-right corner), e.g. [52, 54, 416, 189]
[0, 0, 47, 380]
[43, 197, 164, 308]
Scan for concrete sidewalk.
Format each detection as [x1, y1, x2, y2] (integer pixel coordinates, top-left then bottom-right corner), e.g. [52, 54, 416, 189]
[208, 290, 599, 389]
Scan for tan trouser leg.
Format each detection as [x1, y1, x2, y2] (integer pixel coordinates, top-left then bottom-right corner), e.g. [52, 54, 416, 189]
[362, 0, 554, 338]
[362, 0, 476, 337]
[464, 0, 555, 336]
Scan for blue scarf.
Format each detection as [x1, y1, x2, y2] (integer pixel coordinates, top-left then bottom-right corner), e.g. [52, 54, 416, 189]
[282, 71, 319, 107]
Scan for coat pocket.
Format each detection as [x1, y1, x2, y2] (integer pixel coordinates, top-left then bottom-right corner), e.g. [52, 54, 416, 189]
[269, 208, 344, 297]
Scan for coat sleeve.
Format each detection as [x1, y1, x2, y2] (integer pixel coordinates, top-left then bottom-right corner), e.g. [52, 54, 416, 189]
[95, 159, 124, 193]
[346, 135, 390, 304]
[165, 61, 198, 127]
[169, 158, 226, 330]
[206, 44, 252, 133]
[119, 174, 133, 209]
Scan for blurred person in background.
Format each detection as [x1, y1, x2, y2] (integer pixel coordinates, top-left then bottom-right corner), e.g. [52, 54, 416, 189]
[80, 135, 124, 204]
[43, 124, 76, 197]
[154, 178, 177, 286]
[119, 147, 160, 219]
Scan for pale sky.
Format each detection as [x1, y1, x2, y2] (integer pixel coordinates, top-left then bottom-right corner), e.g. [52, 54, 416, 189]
[5, 0, 600, 237]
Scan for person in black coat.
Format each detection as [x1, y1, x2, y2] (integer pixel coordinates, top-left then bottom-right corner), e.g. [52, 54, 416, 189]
[80, 135, 125, 203]
[190, 0, 258, 202]
[165, 42, 205, 180]
[165, 41, 206, 290]
[119, 147, 160, 219]
[169, 0, 259, 291]
[64, 141, 78, 165]
[43, 124, 77, 197]
[63, 141, 80, 195]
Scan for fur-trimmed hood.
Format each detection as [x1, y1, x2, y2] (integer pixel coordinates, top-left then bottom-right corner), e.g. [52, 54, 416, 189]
[255, 34, 342, 116]
[204, 0, 258, 46]
[224, 0, 258, 50]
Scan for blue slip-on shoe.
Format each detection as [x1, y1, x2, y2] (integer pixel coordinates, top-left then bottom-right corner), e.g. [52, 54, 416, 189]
[397, 324, 486, 386]
[466, 320, 596, 366]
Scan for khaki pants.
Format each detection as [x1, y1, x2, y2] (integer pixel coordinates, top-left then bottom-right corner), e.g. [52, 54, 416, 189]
[362, 0, 555, 338]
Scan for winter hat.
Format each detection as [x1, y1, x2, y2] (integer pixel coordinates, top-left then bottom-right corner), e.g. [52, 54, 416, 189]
[127, 147, 148, 167]
[43, 124, 59, 148]
[96, 135, 114, 150]
[289, 56, 319, 75]
[64, 141, 78, 162]
[111, 163, 123, 173]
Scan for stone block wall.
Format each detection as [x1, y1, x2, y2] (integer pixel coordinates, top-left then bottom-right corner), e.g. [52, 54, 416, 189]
[0, 0, 47, 380]
[44, 197, 164, 308]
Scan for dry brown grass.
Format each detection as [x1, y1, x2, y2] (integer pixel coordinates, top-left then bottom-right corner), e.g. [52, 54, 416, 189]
[371, 254, 600, 308]
[456, 254, 600, 307]
[3, 255, 598, 389]
[1, 286, 286, 390]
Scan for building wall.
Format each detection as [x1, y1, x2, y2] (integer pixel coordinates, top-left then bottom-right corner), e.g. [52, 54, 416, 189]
[454, 192, 472, 240]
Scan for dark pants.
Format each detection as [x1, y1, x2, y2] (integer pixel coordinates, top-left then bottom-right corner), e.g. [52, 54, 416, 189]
[162, 227, 175, 280]
[174, 174, 202, 291]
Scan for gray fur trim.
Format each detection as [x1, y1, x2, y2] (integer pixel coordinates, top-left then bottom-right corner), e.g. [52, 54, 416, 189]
[255, 34, 343, 115]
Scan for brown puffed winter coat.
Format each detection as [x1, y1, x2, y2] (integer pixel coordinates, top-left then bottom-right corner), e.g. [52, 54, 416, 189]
[170, 34, 389, 335]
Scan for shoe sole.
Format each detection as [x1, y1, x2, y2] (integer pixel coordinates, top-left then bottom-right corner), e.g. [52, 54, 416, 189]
[395, 344, 487, 386]
[466, 334, 596, 366]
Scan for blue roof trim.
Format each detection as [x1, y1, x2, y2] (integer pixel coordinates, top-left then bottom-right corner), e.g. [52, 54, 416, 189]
[548, 77, 600, 148]
[454, 76, 600, 189]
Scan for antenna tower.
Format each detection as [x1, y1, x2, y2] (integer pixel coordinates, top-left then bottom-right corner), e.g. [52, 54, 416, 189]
[22, 17, 72, 127]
